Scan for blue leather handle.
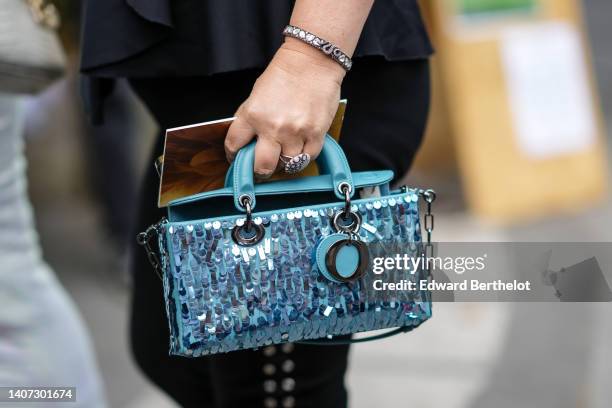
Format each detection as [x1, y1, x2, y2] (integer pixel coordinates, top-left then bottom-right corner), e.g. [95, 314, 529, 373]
[229, 135, 354, 211]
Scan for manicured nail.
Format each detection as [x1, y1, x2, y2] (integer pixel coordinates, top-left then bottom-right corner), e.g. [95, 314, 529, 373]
[255, 171, 273, 179]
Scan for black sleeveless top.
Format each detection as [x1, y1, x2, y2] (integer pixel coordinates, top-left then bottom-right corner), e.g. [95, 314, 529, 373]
[80, 0, 433, 122]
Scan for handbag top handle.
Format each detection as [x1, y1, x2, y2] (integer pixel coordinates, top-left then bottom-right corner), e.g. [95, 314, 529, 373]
[229, 135, 355, 212]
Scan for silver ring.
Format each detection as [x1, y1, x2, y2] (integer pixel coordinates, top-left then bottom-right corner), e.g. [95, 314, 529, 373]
[279, 153, 311, 174]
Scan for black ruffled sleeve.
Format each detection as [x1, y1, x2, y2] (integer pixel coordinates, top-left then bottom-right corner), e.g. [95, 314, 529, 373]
[80, 0, 432, 124]
[80, 0, 171, 73]
[126, 0, 173, 27]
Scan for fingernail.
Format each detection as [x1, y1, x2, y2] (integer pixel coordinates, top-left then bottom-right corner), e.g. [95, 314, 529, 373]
[255, 171, 273, 180]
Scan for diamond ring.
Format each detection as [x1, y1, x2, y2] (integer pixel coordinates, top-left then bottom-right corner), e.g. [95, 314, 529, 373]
[279, 153, 311, 174]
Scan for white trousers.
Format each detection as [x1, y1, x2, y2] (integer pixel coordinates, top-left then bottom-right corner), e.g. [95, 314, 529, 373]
[0, 94, 107, 407]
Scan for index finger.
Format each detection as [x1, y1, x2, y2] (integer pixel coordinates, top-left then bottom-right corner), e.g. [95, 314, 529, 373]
[225, 115, 256, 162]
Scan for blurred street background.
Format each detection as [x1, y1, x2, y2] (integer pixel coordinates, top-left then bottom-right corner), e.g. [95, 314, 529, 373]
[14, 0, 612, 407]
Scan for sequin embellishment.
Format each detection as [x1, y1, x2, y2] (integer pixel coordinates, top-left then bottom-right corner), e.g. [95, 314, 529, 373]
[158, 190, 431, 356]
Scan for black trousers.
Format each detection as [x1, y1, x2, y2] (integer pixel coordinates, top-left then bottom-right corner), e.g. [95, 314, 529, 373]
[128, 57, 430, 408]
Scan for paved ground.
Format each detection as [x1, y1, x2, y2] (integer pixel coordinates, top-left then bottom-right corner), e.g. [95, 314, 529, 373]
[19, 1, 612, 407]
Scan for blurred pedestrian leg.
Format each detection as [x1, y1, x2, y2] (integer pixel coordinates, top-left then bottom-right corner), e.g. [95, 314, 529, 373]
[0, 93, 107, 407]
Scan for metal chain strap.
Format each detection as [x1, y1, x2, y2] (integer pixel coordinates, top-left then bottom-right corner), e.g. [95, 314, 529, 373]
[418, 189, 436, 273]
[136, 218, 167, 281]
[420, 189, 436, 244]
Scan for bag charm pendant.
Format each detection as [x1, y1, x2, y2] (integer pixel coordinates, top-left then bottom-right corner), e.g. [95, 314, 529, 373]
[314, 183, 370, 283]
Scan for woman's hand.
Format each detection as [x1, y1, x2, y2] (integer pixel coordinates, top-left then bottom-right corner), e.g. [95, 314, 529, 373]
[225, 38, 346, 179]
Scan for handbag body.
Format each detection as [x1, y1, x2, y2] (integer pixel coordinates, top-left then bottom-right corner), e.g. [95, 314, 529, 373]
[140, 136, 435, 356]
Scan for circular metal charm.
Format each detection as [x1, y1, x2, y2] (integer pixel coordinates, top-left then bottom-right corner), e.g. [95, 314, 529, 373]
[280, 153, 311, 174]
[325, 239, 369, 283]
[232, 223, 265, 246]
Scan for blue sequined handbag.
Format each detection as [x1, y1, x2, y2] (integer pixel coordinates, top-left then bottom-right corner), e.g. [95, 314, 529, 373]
[138, 135, 436, 357]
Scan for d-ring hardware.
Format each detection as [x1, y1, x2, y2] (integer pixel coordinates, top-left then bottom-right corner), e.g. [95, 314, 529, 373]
[232, 195, 265, 245]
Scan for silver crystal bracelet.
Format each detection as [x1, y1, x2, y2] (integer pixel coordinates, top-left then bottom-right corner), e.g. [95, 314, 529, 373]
[282, 25, 353, 71]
